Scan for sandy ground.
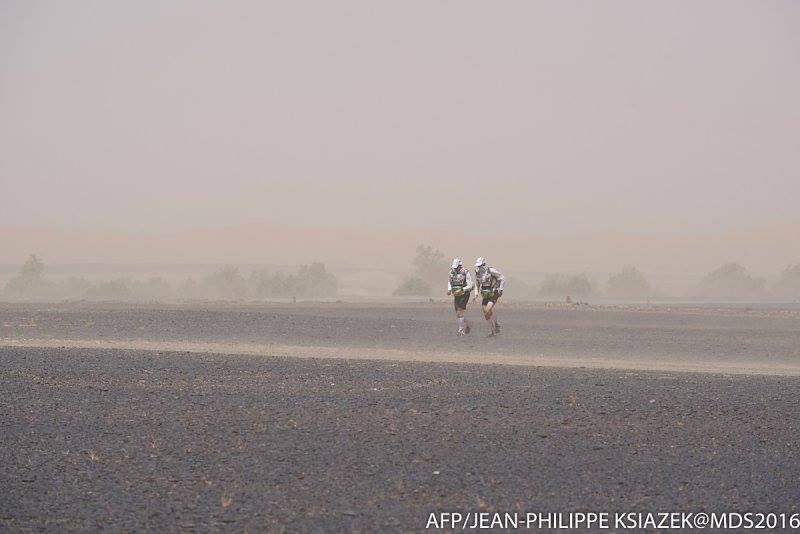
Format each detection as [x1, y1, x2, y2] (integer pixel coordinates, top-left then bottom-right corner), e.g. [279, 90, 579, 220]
[4, 337, 800, 376]
[2, 302, 800, 530]
[2, 301, 800, 374]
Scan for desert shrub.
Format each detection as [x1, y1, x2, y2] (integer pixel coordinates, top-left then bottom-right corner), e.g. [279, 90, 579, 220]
[131, 277, 172, 299]
[201, 266, 248, 299]
[694, 262, 766, 298]
[539, 273, 593, 297]
[254, 262, 338, 298]
[412, 245, 449, 288]
[606, 267, 651, 298]
[392, 276, 431, 296]
[254, 271, 289, 298]
[86, 279, 132, 299]
[771, 264, 800, 298]
[176, 277, 199, 299]
[392, 244, 448, 296]
[4, 254, 51, 297]
[61, 277, 93, 298]
[295, 262, 338, 297]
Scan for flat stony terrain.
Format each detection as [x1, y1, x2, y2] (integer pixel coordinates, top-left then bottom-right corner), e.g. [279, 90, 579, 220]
[2, 301, 800, 368]
[2, 303, 800, 531]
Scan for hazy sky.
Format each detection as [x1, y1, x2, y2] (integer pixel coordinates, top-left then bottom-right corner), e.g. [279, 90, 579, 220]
[1, 1, 798, 267]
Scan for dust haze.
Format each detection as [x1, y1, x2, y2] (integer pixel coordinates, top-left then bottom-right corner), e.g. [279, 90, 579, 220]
[1, 1, 799, 299]
[3, 5, 800, 526]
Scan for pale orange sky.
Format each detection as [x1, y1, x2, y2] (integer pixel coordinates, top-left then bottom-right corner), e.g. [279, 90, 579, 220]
[1, 1, 798, 271]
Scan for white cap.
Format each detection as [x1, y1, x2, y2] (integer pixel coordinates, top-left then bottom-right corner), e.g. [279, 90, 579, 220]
[451, 258, 463, 269]
[475, 257, 486, 268]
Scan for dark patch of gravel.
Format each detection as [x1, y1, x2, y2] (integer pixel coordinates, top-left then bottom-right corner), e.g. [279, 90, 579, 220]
[2, 346, 799, 531]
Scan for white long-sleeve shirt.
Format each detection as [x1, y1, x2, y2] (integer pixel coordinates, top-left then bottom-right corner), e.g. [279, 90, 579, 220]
[476, 266, 505, 291]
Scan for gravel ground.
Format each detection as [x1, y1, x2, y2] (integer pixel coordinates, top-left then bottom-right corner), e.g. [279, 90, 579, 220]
[2, 303, 800, 531]
[2, 301, 800, 367]
[2, 346, 800, 531]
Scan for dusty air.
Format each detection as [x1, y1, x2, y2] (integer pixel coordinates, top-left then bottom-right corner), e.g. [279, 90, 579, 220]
[2, 1, 799, 531]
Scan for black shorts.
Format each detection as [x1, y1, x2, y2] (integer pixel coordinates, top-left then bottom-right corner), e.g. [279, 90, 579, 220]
[453, 291, 470, 310]
[481, 290, 500, 306]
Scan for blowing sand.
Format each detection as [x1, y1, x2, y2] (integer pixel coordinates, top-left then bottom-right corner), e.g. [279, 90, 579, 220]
[4, 336, 800, 376]
[2, 301, 800, 375]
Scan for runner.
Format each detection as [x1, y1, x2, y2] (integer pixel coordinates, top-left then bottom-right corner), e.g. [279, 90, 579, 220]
[446, 258, 473, 336]
[473, 257, 505, 336]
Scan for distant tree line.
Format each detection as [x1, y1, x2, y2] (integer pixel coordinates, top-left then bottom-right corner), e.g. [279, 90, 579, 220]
[4, 254, 800, 301]
[527, 262, 800, 300]
[251, 262, 338, 298]
[1, 255, 338, 301]
[388, 247, 800, 300]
